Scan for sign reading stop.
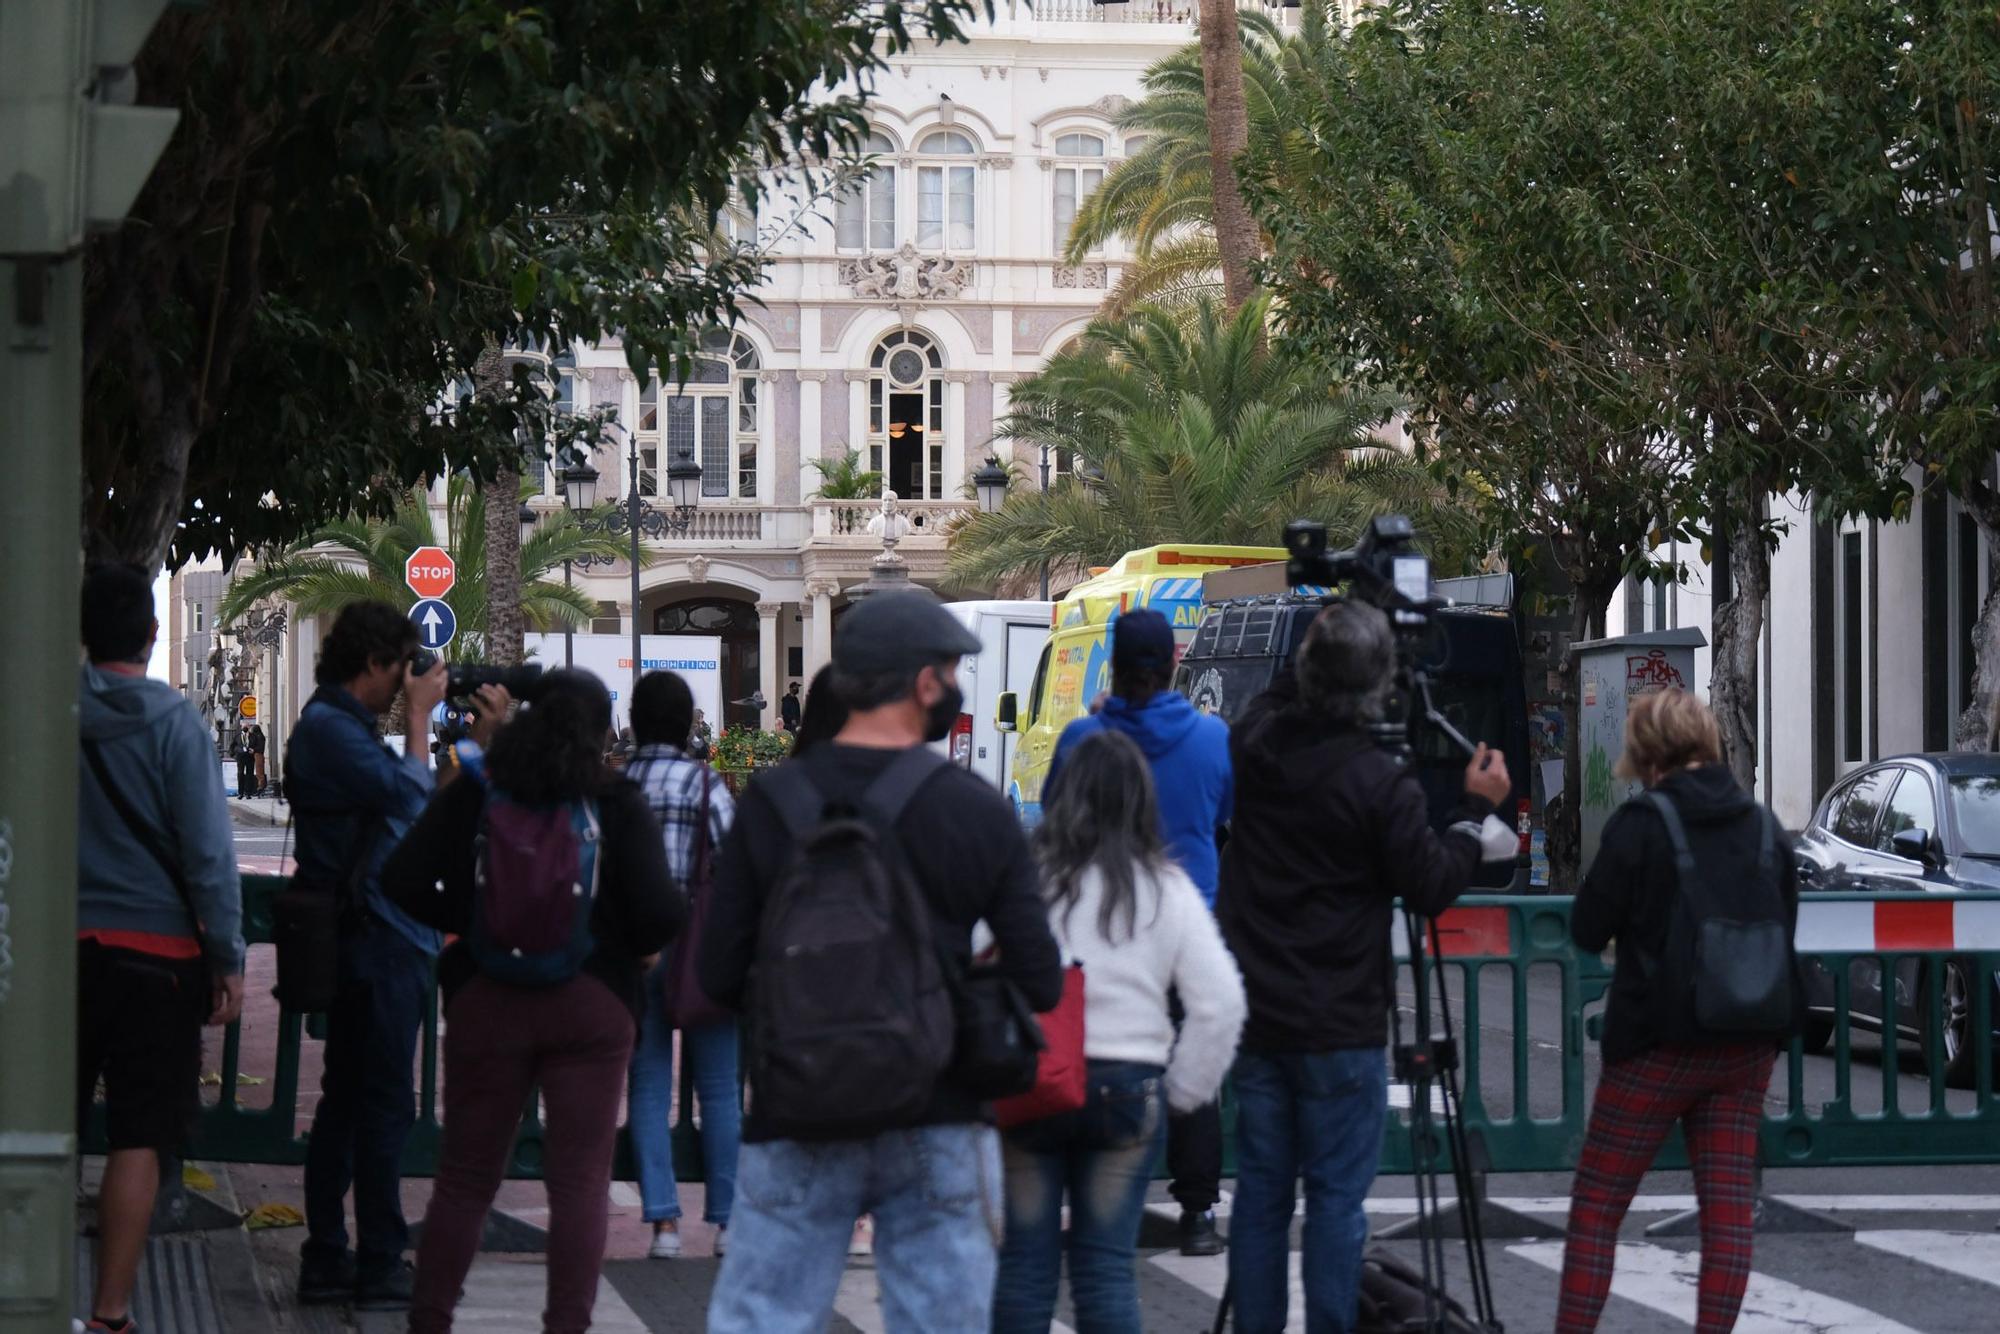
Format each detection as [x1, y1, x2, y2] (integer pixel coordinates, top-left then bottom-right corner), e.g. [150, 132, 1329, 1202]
[405, 546, 457, 600]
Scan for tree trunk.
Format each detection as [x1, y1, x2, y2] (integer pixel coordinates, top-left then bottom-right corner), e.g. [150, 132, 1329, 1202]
[1955, 500, 2000, 750]
[1197, 0, 1258, 314]
[475, 342, 526, 667]
[1710, 480, 1768, 790]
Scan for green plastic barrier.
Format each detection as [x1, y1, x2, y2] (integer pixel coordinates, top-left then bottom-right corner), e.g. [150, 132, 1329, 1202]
[85, 879, 2000, 1183]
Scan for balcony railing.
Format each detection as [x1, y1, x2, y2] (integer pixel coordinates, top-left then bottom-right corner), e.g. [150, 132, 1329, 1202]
[606, 499, 974, 549]
[810, 499, 973, 539]
[1012, 0, 1298, 24]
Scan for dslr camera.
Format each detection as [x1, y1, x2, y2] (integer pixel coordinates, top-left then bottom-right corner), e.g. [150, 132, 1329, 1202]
[409, 651, 547, 704]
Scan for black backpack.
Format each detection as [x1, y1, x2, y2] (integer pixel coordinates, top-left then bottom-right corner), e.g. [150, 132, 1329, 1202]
[1644, 791, 1797, 1039]
[749, 749, 957, 1140]
[1356, 1249, 1487, 1333]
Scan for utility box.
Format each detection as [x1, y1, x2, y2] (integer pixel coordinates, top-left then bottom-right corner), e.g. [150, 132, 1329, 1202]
[1574, 628, 1706, 871]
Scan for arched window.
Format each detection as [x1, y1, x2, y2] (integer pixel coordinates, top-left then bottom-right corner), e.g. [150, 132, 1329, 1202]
[1052, 132, 1107, 253]
[1122, 133, 1152, 157]
[916, 131, 977, 252]
[868, 329, 946, 500]
[635, 331, 761, 501]
[835, 131, 897, 251]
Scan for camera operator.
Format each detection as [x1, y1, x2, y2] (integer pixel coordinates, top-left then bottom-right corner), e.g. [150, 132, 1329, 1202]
[1216, 599, 1511, 1334]
[286, 601, 450, 1311]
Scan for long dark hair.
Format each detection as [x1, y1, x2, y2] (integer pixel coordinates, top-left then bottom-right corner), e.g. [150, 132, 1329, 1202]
[485, 669, 614, 803]
[792, 665, 849, 756]
[1035, 731, 1169, 944]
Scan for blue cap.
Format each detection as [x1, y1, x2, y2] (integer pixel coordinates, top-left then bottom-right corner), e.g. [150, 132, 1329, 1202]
[1112, 608, 1176, 675]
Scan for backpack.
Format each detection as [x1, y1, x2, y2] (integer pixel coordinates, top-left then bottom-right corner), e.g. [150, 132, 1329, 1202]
[749, 749, 956, 1140]
[1644, 791, 1796, 1038]
[469, 791, 602, 987]
[1356, 1249, 1488, 1333]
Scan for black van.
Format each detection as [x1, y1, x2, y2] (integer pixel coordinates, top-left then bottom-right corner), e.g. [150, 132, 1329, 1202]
[1173, 593, 1532, 890]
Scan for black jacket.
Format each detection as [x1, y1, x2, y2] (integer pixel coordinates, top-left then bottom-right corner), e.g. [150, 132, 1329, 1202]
[381, 775, 687, 1023]
[1216, 674, 1492, 1052]
[702, 743, 1065, 1141]
[1573, 765, 1800, 1064]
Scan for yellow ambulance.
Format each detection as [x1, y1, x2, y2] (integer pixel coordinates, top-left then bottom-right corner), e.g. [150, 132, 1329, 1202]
[997, 544, 1283, 824]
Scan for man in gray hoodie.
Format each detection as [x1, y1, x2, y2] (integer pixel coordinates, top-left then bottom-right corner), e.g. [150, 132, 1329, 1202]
[77, 562, 245, 1334]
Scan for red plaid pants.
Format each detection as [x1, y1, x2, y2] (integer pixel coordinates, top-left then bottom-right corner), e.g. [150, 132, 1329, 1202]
[1555, 1042, 1774, 1334]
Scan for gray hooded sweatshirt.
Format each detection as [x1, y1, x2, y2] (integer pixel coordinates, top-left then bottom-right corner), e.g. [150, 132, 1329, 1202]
[78, 663, 245, 974]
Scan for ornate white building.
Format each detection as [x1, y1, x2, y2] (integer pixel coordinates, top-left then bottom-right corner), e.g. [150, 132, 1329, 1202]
[539, 3, 1286, 730]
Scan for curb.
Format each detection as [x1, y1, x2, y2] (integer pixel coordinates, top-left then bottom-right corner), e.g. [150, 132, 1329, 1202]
[228, 802, 288, 829]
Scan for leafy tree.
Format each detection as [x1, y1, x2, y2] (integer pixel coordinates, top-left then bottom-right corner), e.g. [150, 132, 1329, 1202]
[807, 450, 886, 502]
[947, 297, 1470, 590]
[89, 0, 985, 570]
[218, 477, 625, 662]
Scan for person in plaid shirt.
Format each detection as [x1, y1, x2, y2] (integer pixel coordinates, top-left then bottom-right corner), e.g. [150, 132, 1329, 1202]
[625, 671, 741, 1259]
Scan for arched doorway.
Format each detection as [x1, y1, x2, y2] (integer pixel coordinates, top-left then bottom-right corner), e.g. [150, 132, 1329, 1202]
[655, 596, 761, 731]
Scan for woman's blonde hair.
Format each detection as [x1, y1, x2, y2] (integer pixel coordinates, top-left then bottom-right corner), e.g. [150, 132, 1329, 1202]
[1615, 687, 1722, 781]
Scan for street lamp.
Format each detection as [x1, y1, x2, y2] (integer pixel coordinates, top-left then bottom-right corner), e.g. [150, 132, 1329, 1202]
[517, 502, 538, 549]
[559, 462, 601, 668]
[972, 456, 1009, 515]
[564, 424, 703, 701]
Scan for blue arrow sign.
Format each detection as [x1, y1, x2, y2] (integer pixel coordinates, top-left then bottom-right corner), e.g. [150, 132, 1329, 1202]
[411, 598, 456, 651]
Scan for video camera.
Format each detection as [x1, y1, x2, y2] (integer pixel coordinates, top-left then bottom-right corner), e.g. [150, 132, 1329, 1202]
[408, 652, 547, 705]
[1285, 514, 1435, 625]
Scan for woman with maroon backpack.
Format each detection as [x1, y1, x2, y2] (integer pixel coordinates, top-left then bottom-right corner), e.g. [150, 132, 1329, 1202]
[382, 669, 685, 1334]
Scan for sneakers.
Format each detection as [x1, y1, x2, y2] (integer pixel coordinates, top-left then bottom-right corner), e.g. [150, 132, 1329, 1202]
[1178, 1209, 1225, 1257]
[353, 1259, 415, 1312]
[712, 1225, 728, 1258]
[849, 1215, 874, 1258]
[296, 1251, 356, 1306]
[79, 1320, 137, 1333]
[648, 1222, 682, 1260]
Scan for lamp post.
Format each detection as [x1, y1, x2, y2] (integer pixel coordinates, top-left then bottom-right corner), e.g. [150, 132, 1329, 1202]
[563, 423, 703, 703]
[968, 450, 1049, 600]
[1039, 444, 1054, 600]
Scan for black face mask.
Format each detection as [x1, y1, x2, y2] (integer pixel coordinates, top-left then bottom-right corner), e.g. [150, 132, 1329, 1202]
[923, 682, 964, 743]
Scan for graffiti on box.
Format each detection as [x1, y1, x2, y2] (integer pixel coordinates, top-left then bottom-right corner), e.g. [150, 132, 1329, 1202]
[1625, 649, 1686, 695]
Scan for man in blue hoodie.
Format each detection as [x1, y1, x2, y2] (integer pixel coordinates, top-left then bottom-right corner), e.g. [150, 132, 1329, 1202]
[78, 563, 246, 1334]
[1044, 607, 1233, 1255]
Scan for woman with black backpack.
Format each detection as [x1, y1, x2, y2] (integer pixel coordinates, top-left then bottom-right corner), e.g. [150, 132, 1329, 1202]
[1557, 687, 1801, 1333]
[382, 669, 685, 1334]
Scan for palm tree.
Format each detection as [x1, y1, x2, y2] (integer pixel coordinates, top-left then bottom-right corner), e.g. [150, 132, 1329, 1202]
[1197, 0, 1258, 314]
[1068, 12, 1316, 313]
[219, 475, 627, 661]
[806, 449, 885, 501]
[947, 297, 1474, 592]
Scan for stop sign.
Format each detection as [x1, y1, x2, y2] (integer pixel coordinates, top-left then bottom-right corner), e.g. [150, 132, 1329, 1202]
[405, 546, 457, 600]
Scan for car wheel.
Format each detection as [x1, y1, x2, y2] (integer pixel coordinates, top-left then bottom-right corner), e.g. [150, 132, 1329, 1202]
[1800, 1015, 1834, 1055]
[1929, 959, 1982, 1090]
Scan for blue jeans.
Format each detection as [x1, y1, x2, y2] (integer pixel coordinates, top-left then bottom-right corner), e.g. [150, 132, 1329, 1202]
[707, 1124, 1003, 1334]
[627, 979, 741, 1225]
[302, 916, 433, 1277]
[992, 1060, 1166, 1334]
[1228, 1047, 1388, 1334]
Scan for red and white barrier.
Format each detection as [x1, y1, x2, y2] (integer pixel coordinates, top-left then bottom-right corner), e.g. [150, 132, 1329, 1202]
[1793, 898, 2000, 954]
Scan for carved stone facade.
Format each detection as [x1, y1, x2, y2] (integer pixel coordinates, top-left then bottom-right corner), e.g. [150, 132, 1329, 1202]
[838, 243, 977, 301]
[1053, 263, 1108, 290]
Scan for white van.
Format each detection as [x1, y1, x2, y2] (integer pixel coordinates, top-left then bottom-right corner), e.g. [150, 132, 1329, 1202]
[936, 599, 1053, 794]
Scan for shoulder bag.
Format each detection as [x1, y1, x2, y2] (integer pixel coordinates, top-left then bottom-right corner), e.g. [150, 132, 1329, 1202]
[661, 768, 730, 1028]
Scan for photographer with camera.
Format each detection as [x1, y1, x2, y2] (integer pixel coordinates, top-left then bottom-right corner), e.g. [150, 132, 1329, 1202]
[285, 601, 451, 1311]
[1217, 599, 1511, 1334]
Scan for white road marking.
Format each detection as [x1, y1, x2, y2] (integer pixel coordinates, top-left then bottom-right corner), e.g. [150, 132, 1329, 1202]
[442, 1258, 649, 1332]
[1150, 1250, 1303, 1333]
[1856, 1230, 2000, 1288]
[1508, 1240, 1922, 1333]
[1151, 1193, 2000, 1224]
[833, 1268, 1075, 1334]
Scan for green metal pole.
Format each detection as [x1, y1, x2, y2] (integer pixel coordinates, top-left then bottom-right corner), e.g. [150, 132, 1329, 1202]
[0, 254, 82, 1332]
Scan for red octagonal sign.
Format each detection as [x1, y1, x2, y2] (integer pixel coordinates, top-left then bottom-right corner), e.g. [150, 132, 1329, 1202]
[405, 546, 457, 600]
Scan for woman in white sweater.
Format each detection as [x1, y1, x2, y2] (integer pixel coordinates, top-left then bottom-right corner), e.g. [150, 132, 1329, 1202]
[991, 731, 1247, 1334]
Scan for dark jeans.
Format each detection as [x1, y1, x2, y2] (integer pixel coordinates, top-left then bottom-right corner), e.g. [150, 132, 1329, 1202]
[411, 974, 635, 1334]
[303, 916, 432, 1278]
[992, 1060, 1166, 1334]
[1228, 1047, 1387, 1334]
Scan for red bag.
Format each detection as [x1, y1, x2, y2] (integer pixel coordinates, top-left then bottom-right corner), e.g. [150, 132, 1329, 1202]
[661, 771, 730, 1029]
[994, 964, 1087, 1129]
